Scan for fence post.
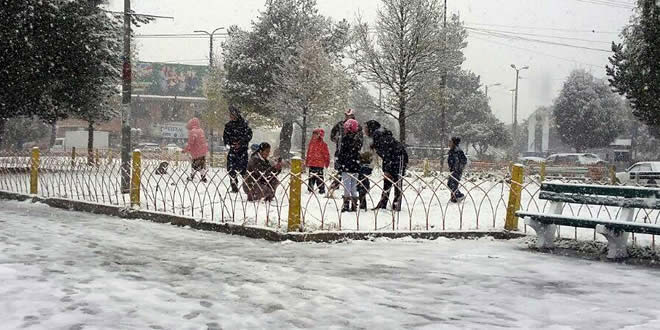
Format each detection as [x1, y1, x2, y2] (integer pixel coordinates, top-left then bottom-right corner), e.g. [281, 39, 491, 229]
[505, 164, 524, 231]
[423, 158, 431, 177]
[288, 157, 302, 232]
[609, 165, 617, 185]
[130, 150, 141, 207]
[30, 147, 39, 195]
[71, 147, 76, 167]
[540, 161, 546, 182]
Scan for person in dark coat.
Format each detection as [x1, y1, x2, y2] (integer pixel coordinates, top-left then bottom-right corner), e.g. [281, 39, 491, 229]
[357, 151, 373, 210]
[364, 120, 409, 211]
[223, 105, 253, 193]
[329, 109, 363, 194]
[447, 136, 468, 203]
[337, 119, 362, 212]
[243, 142, 283, 202]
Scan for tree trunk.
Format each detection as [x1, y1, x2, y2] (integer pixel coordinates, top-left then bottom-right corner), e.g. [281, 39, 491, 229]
[398, 98, 406, 145]
[50, 122, 57, 148]
[301, 106, 308, 159]
[279, 120, 294, 160]
[88, 121, 94, 165]
[209, 128, 214, 167]
[0, 118, 6, 148]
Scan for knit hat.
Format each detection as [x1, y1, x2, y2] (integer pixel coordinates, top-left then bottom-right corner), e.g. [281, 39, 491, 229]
[250, 143, 260, 152]
[451, 136, 461, 145]
[343, 119, 359, 134]
[344, 108, 355, 117]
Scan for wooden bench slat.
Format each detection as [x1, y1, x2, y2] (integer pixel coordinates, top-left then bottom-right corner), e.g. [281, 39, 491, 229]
[517, 211, 660, 235]
[541, 182, 660, 199]
[538, 191, 660, 210]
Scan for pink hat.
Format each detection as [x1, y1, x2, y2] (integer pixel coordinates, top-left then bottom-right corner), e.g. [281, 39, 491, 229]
[343, 119, 359, 134]
[344, 108, 355, 117]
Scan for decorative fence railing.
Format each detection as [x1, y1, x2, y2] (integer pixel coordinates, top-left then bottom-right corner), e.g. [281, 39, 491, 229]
[0, 148, 658, 248]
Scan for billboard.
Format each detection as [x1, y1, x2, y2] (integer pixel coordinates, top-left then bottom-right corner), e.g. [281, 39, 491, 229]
[133, 62, 208, 97]
[160, 122, 188, 139]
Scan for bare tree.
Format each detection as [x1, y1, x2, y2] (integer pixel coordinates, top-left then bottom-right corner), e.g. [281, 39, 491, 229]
[352, 0, 449, 144]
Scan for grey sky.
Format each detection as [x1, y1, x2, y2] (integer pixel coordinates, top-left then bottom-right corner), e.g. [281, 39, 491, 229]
[107, 0, 634, 123]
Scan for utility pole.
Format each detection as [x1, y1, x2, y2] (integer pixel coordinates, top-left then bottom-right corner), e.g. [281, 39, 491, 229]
[120, 0, 132, 193]
[194, 27, 224, 167]
[440, 0, 448, 171]
[510, 64, 529, 157]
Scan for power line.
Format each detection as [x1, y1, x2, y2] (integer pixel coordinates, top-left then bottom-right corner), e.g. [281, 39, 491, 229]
[572, 0, 635, 9]
[468, 34, 605, 68]
[469, 29, 612, 52]
[463, 22, 620, 34]
[465, 26, 614, 45]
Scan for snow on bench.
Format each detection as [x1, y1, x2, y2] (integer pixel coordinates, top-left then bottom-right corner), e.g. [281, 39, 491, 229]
[517, 182, 660, 259]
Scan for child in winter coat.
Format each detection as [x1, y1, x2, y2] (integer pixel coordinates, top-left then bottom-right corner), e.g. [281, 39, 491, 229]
[183, 117, 209, 182]
[244, 142, 283, 202]
[305, 128, 330, 194]
[357, 152, 373, 210]
[337, 119, 362, 212]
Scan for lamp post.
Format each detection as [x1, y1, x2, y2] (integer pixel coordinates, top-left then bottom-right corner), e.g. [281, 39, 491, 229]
[484, 83, 501, 99]
[194, 27, 224, 166]
[510, 64, 529, 156]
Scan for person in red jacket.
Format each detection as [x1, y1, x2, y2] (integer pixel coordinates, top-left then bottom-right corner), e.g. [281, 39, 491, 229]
[305, 128, 330, 194]
[183, 117, 209, 183]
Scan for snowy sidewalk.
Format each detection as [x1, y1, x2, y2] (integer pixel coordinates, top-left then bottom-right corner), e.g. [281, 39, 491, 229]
[1, 201, 659, 329]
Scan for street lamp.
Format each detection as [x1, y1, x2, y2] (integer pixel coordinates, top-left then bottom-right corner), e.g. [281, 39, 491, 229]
[484, 83, 501, 98]
[194, 27, 224, 166]
[510, 64, 529, 156]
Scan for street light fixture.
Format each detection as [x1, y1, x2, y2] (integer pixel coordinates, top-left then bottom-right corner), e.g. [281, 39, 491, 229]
[484, 83, 501, 98]
[510, 64, 529, 156]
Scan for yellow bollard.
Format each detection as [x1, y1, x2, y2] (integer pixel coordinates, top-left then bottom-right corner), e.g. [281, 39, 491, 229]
[540, 161, 546, 182]
[610, 165, 617, 185]
[505, 164, 524, 231]
[30, 147, 39, 195]
[107, 149, 113, 165]
[71, 147, 76, 167]
[130, 150, 141, 207]
[287, 157, 302, 232]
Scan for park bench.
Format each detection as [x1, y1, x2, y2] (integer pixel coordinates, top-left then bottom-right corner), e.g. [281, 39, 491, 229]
[517, 182, 660, 259]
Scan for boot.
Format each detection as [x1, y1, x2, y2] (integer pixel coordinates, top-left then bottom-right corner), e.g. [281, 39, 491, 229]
[372, 193, 388, 210]
[359, 195, 367, 210]
[351, 197, 358, 212]
[392, 189, 403, 212]
[341, 197, 351, 212]
[230, 181, 239, 193]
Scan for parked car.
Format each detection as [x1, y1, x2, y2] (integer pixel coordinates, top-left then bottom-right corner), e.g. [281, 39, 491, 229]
[519, 156, 546, 165]
[615, 162, 660, 186]
[545, 153, 606, 166]
[137, 143, 160, 152]
[164, 143, 182, 153]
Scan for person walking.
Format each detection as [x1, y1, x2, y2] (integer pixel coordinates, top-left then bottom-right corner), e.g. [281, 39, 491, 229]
[183, 117, 209, 183]
[337, 119, 362, 212]
[305, 128, 330, 194]
[223, 105, 253, 193]
[447, 136, 468, 203]
[243, 142, 283, 202]
[364, 120, 409, 211]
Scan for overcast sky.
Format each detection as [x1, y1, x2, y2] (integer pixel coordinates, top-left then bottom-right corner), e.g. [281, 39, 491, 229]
[107, 0, 635, 124]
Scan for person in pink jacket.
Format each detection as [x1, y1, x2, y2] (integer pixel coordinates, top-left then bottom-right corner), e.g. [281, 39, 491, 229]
[183, 117, 209, 183]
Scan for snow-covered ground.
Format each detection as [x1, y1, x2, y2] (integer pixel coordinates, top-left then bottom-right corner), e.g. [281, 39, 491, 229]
[2, 200, 660, 329]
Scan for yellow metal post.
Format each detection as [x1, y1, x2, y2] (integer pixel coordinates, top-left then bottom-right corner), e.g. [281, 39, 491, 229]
[505, 164, 524, 231]
[423, 158, 431, 177]
[30, 147, 39, 195]
[130, 150, 141, 207]
[107, 149, 113, 165]
[288, 157, 302, 232]
[610, 165, 617, 185]
[540, 162, 546, 182]
[71, 147, 76, 167]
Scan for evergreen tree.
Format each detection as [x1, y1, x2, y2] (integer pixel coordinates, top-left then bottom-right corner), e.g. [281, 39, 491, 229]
[607, 0, 660, 128]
